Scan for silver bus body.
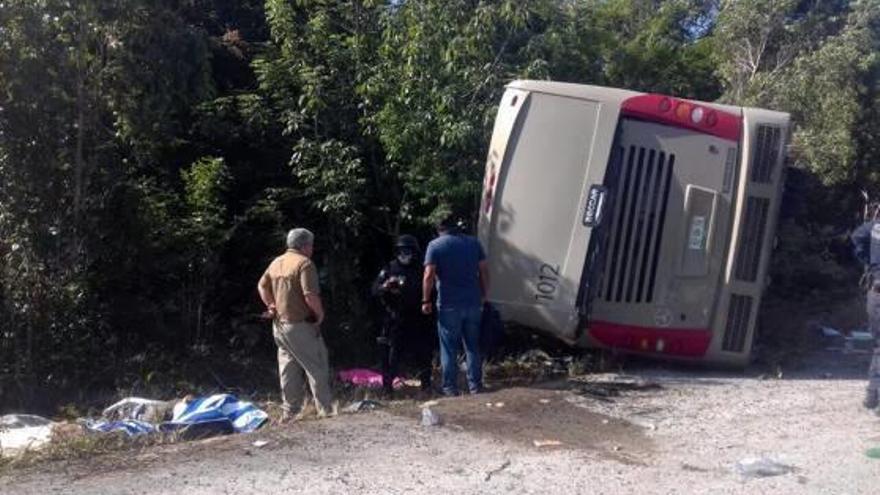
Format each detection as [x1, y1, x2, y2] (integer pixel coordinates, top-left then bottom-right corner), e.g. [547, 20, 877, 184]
[478, 81, 789, 366]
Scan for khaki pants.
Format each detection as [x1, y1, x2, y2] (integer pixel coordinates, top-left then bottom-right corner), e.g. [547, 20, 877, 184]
[273, 321, 333, 416]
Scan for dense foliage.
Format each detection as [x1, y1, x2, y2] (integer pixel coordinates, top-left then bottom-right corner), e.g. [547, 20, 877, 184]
[1, 0, 878, 409]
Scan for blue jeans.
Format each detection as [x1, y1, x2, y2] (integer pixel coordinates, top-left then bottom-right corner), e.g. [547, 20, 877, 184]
[437, 306, 482, 394]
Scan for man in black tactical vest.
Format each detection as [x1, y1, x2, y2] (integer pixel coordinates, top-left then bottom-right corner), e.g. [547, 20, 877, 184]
[372, 235, 434, 395]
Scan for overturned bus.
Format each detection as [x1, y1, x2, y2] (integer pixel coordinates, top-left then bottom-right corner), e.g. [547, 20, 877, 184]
[477, 81, 789, 366]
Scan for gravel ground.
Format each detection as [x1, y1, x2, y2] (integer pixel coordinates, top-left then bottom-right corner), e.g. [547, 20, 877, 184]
[3, 350, 879, 494]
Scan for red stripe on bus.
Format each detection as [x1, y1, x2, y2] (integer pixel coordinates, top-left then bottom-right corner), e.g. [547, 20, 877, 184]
[621, 94, 741, 142]
[588, 320, 712, 357]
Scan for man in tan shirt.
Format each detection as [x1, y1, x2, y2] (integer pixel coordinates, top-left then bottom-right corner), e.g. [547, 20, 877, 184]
[257, 228, 334, 420]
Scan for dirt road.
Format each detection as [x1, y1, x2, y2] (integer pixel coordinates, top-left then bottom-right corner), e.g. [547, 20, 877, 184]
[3, 351, 879, 494]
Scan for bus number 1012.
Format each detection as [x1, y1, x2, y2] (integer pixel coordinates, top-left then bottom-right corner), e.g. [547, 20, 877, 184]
[535, 263, 560, 301]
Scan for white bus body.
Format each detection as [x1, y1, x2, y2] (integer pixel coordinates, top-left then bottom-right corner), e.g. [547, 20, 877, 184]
[478, 80, 789, 366]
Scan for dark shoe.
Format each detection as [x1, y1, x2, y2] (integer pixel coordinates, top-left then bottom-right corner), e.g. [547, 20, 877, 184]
[441, 389, 459, 397]
[865, 389, 879, 410]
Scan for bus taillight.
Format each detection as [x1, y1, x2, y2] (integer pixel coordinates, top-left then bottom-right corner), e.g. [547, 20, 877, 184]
[674, 101, 692, 120]
[621, 93, 741, 142]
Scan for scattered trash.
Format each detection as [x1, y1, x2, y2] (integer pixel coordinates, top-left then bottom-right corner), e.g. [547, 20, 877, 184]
[601, 419, 610, 425]
[518, 349, 552, 364]
[612, 445, 622, 452]
[0, 415, 54, 457]
[338, 368, 403, 389]
[344, 400, 383, 413]
[420, 407, 442, 427]
[494, 402, 505, 408]
[820, 324, 876, 353]
[420, 400, 440, 408]
[252, 440, 270, 448]
[85, 394, 266, 441]
[571, 378, 661, 401]
[866, 447, 880, 459]
[159, 419, 235, 440]
[567, 357, 590, 377]
[4, 396, 269, 456]
[820, 326, 843, 338]
[102, 397, 173, 423]
[681, 463, 711, 473]
[532, 439, 562, 448]
[0, 414, 52, 428]
[846, 330, 875, 353]
[538, 399, 551, 404]
[484, 459, 511, 481]
[86, 419, 157, 437]
[735, 457, 796, 478]
[162, 394, 268, 434]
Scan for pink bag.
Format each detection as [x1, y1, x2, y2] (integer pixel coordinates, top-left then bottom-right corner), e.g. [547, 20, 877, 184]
[337, 368, 403, 389]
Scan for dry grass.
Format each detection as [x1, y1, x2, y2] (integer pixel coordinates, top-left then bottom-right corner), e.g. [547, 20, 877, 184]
[0, 430, 179, 475]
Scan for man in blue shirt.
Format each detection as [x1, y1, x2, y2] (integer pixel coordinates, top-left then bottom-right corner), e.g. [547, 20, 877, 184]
[422, 217, 489, 396]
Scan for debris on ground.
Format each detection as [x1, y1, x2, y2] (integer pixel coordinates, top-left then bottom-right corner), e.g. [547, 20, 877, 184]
[86, 419, 156, 437]
[735, 457, 796, 478]
[845, 330, 875, 352]
[570, 377, 662, 402]
[420, 407, 442, 427]
[518, 349, 552, 364]
[681, 463, 711, 473]
[338, 368, 403, 389]
[344, 400, 383, 414]
[817, 323, 875, 353]
[88, 394, 267, 440]
[515, 349, 578, 375]
[532, 439, 562, 448]
[252, 440, 270, 448]
[1, 394, 270, 458]
[483, 459, 511, 481]
[102, 397, 174, 423]
[0, 415, 55, 457]
[160, 394, 268, 435]
[865, 447, 880, 459]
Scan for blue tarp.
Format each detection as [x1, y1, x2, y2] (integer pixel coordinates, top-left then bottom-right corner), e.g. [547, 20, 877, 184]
[86, 394, 268, 438]
[86, 419, 157, 436]
[165, 394, 268, 434]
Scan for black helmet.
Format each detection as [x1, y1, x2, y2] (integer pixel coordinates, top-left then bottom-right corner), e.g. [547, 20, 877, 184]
[395, 234, 420, 252]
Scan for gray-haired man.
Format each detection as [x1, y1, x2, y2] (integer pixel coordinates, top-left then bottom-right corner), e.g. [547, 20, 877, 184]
[258, 228, 334, 420]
